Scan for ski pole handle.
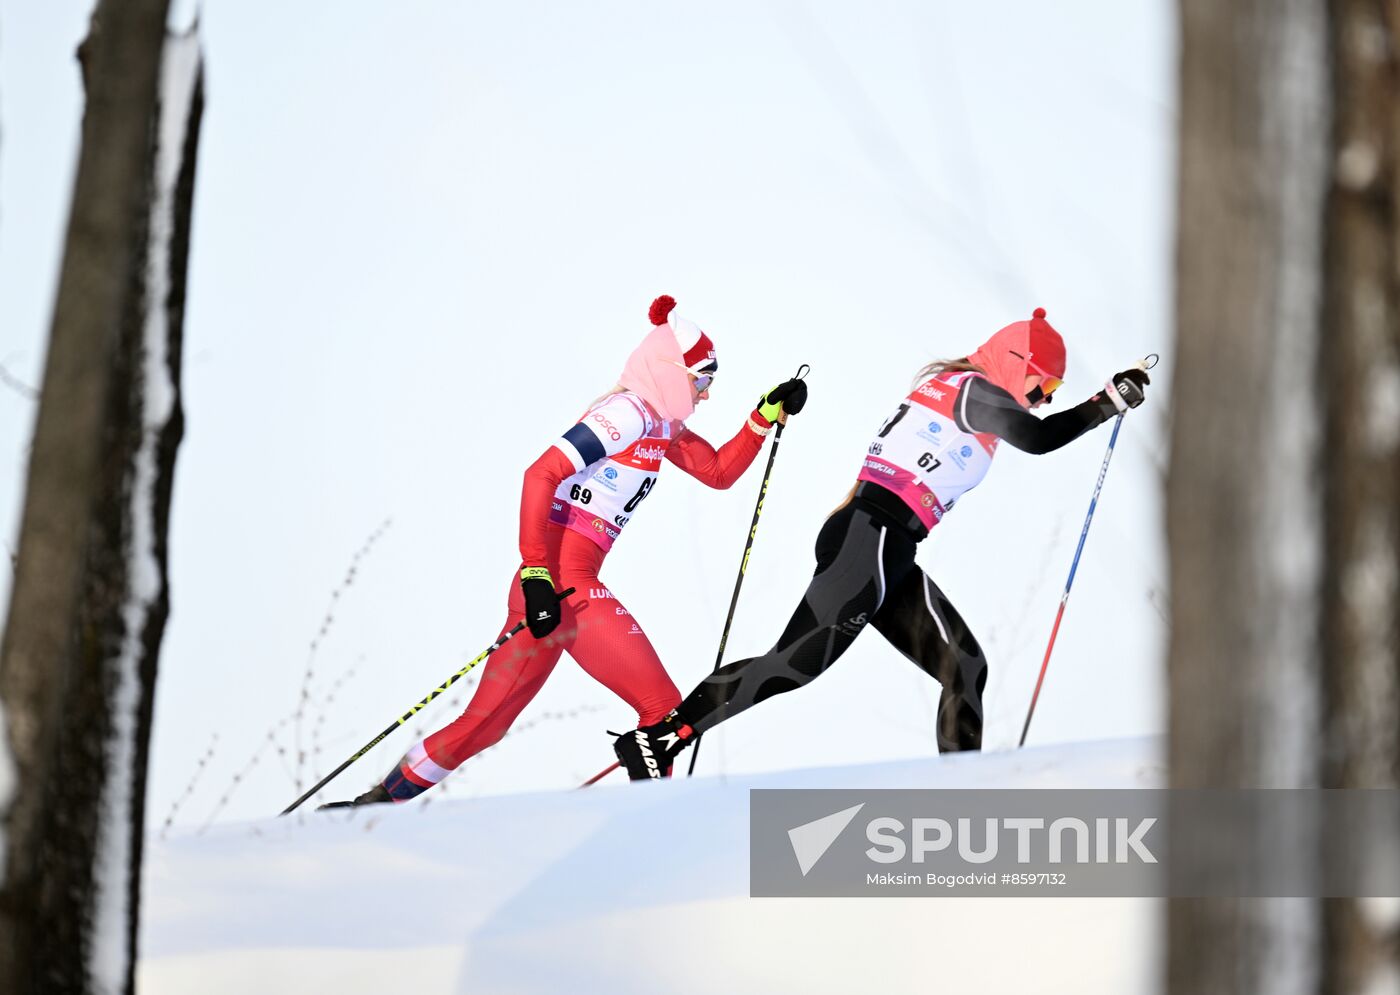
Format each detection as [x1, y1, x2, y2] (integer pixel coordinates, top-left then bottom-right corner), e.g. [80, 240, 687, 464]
[280, 587, 576, 814]
[775, 363, 811, 426]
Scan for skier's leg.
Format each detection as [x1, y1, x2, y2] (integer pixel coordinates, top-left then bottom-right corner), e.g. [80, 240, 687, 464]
[676, 507, 917, 733]
[362, 578, 577, 804]
[870, 568, 987, 752]
[613, 506, 918, 779]
[568, 585, 681, 727]
[670, 505, 918, 727]
[396, 634, 563, 792]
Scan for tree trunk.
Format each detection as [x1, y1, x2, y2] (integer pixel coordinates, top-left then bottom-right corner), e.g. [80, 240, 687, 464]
[1320, 1, 1400, 991]
[1174, 0, 1400, 991]
[1169, 0, 1330, 992]
[0, 5, 202, 993]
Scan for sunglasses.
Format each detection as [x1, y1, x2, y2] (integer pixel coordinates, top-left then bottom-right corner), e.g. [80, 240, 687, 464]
[673, 360, 718, 392]
[1010, 350, 1063, 397]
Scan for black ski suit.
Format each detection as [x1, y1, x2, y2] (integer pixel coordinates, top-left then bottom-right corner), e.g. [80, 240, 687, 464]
[676, 375, 1116, 751]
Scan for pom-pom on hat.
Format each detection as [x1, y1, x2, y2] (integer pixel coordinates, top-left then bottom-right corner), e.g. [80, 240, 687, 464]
[650, 294, 717, 373]
[648, 295, 676, 325]
[1026, 307, 1066, 379]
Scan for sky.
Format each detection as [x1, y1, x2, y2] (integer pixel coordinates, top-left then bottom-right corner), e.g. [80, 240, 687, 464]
[0, 1, 1175, 830]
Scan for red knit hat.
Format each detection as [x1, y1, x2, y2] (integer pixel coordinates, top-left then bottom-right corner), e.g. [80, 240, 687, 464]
[1026, 307, 1066, 379]
[649, 295, 717, 372]
[967, 306, 1068, 408]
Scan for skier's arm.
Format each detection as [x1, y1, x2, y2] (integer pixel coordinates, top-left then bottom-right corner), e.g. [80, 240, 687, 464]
[519, 447, 577, 566]
[666, 376, 809, 488]
[957, 377, 1104, 455]
[665, 418, 769, 490]
[518, 394, 650, 564]
[958, 373, 1150, 455]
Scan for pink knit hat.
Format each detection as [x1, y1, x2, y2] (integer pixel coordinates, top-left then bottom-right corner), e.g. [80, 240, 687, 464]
[650, 295, 717, 372]
[616, 295, 715, 422]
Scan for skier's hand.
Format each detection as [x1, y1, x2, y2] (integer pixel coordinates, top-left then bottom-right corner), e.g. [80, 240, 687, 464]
[520, 567, 562, 638]
[757, 378, 809, 424]
[1093, 368, 1150, 416]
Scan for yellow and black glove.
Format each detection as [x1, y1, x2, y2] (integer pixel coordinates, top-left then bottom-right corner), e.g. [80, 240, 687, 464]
[756, 377, 809, 423]
[520, 566, 562, 638]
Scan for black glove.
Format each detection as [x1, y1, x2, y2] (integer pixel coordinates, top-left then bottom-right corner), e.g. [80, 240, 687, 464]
[520, 567, 561, 638]
[758, 377, 809, 418]
[1093, 368, 1150, 416]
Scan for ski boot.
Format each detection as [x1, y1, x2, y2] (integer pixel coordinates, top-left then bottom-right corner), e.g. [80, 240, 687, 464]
[316, 782, 392, 810]
[613, 711, 695, 781]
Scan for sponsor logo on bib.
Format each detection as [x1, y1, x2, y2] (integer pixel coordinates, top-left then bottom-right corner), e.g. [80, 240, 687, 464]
[591, 412, 623, 441]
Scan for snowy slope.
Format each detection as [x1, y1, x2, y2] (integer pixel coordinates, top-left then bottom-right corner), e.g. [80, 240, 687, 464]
[139, 737, 1164, 994]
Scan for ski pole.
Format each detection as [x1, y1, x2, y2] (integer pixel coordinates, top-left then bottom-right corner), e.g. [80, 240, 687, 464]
[685, 423, 785, 775]
[577, 423, 791, 788]
[577, 421, 792, 789]
[578, 763, 617, 787]
[1018, 355, 1157, 747]
[280, 586, 576, 814]
[579, 366, 809, 788]
[687, 364, 808, 776]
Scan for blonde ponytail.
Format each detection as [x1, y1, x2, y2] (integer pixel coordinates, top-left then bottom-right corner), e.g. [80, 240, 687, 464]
[584, 384, 625, 413]
[912, 358, 984, 387]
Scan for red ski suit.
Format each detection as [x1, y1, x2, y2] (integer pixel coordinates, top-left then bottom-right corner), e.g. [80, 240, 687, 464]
[388, 392, 770, 796]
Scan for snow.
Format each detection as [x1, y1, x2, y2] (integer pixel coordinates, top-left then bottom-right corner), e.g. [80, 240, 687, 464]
[90, 28, 202, 995]
[139, 736, 1164, 994]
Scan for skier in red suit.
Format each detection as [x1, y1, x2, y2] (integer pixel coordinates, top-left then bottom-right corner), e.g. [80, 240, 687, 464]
[325, 296, 806, 806]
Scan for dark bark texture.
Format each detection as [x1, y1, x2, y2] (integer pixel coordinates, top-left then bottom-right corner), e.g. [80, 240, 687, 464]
[1321, 2, 1400, 992]
[1171, 0, 1330, 992]
[1174, 0, 1400, 992]
[0, 3, 199, 993]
